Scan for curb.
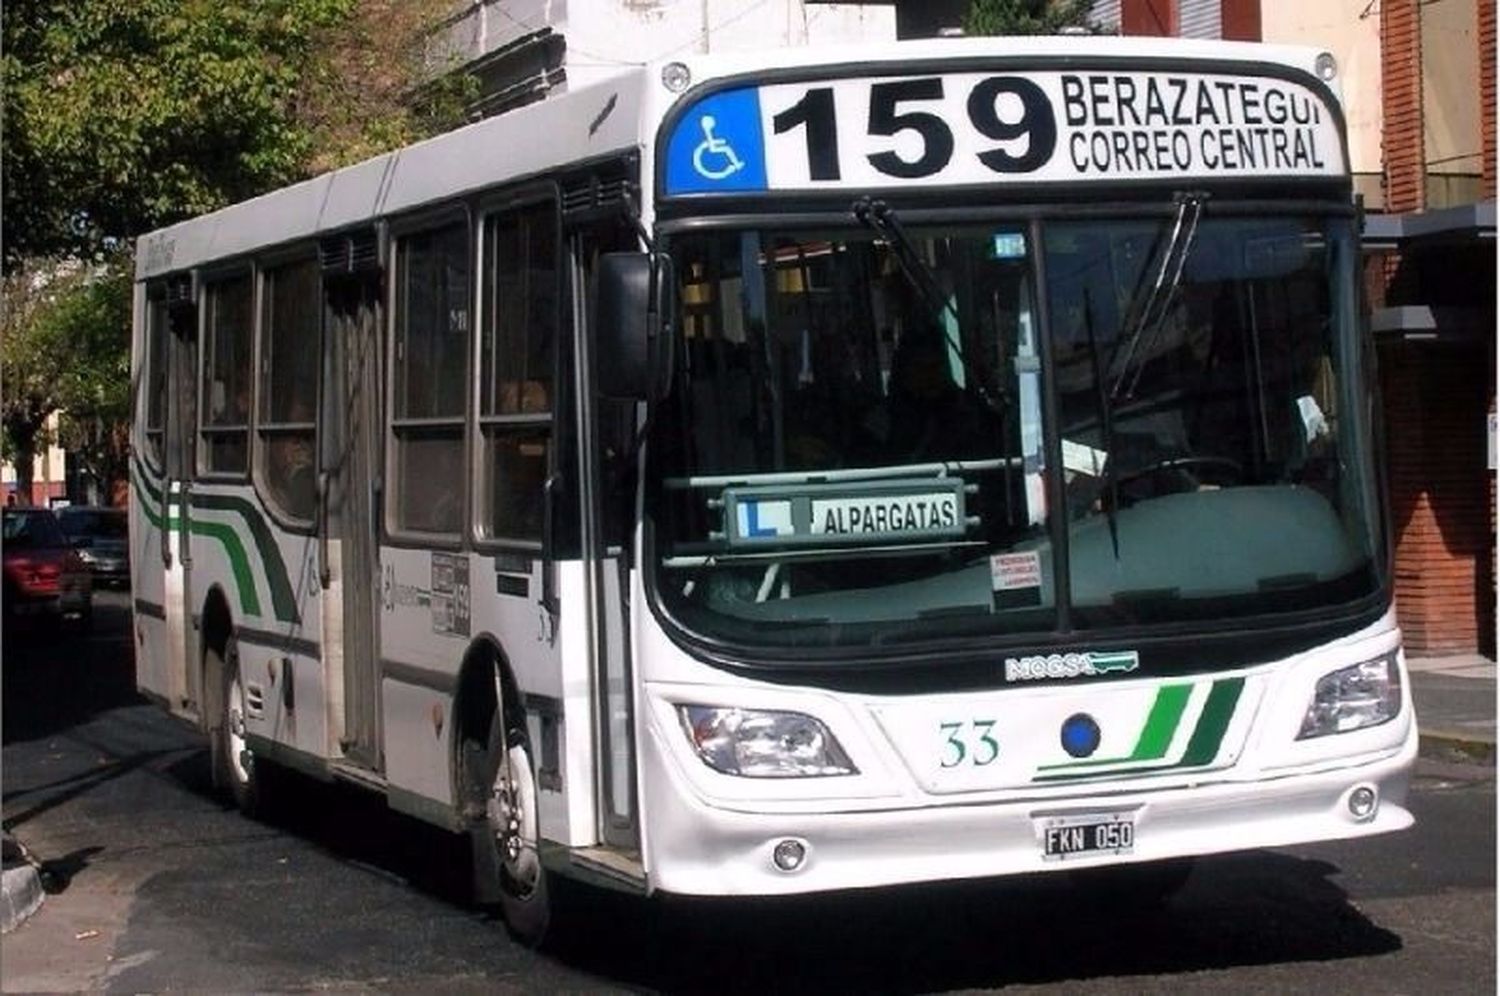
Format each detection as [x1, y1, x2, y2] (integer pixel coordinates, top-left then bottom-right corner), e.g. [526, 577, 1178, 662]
[1, 835, 44, 934]
[1418, 730, 1496, 767]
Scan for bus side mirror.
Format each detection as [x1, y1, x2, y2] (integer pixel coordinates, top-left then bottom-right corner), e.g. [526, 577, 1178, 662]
[596, 251, 674, 402]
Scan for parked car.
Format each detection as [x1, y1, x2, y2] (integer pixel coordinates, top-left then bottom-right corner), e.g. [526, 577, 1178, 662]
[3, 506, 93, 629]
[57, 505, 130, 588]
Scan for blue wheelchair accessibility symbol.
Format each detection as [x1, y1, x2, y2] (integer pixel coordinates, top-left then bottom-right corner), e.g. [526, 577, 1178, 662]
[665, 88, 768, 195]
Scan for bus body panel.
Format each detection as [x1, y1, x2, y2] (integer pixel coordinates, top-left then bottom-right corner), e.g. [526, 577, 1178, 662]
[634, 604, 1413, 894]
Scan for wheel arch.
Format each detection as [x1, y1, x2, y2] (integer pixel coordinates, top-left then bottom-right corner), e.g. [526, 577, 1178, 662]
[451, 634, 527, 812]
[199, 584, 235, 735]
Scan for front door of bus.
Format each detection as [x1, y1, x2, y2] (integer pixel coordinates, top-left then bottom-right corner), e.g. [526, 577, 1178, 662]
[322, 259, 383, 770]
[571, 219, 641, 850]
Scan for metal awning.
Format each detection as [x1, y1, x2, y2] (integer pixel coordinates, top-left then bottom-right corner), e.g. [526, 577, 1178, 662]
[1369, 304, 1490, 342]
[1362, 200, 1496, 249]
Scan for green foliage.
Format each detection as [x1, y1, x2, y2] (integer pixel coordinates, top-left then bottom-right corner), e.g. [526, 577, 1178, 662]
[1, 255, 131, 498]
[2, 0, 460, 267]
[3, 1, 350, 265]
[2, 0, 461, 497]
[964, 0, 1098, 35]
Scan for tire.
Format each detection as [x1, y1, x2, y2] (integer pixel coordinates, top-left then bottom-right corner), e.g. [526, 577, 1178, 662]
[208, 636, 267, 817]
[472, 709, 551, 946]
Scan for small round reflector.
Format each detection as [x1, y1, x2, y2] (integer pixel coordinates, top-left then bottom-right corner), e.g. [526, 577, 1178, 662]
[772, 839, 806, 872]
[662, 62, 692, 93]
[1348, 785, 1377, 821]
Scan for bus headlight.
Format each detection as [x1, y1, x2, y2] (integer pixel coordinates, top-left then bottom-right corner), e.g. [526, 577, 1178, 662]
[1297, 653, 1402, 739]
[677, 705, 858, 777]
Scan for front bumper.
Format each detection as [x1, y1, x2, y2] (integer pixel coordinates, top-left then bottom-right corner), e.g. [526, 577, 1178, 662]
[640, 720, 1415, 896]
[636, 619, 1417, 897]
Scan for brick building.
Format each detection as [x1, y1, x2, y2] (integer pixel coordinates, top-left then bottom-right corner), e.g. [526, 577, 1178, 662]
[1097, 0, 1496, 657]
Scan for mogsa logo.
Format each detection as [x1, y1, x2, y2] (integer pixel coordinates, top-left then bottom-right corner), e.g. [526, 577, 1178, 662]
[1004, 650, 1139, 682]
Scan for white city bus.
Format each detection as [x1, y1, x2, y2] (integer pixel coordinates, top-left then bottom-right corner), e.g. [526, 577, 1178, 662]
[130, 36, 1415, 944]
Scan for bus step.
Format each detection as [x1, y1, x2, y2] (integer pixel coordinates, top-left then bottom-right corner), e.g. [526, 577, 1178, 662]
[568, 846, 647, 893]
[328, 759, 387, 793]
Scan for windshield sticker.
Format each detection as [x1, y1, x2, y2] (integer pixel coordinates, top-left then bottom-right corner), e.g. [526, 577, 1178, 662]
[662, 69, 1343, 196]
[991, 232, 1028, 259]
[1061, 439, 1108, 477]
[990, 551, 1042, 591]
[723, 479, 967, 548]
[1006, 650, 1140, 682]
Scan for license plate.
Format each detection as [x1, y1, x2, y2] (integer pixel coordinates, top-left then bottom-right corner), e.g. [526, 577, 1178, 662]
[1040, 813, 1135, 861]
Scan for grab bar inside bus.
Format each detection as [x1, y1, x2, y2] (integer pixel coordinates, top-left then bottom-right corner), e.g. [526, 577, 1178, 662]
[540, 473, 561, 625]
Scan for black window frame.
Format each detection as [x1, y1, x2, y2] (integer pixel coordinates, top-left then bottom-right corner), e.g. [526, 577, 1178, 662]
[197, 266, 256, 481]
[141, 283, 171, 472]
[474, 185, 563, 552]
[254, 250, 322, 530]
[386, 210, 473, 545]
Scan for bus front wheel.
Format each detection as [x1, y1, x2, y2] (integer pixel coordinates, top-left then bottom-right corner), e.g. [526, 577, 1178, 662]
[478, 712, 550, 946]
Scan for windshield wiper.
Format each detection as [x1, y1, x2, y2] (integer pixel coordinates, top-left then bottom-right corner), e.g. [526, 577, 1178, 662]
[1110, 190, 1208, 401]
[851, 197, 1008, 417]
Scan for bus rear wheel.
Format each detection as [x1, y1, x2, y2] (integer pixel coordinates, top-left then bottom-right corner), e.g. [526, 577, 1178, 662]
[479, 712, 550, 946]
[209, 637, 265, 816]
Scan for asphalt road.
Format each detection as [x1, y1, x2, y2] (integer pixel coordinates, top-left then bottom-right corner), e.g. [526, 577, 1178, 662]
[2, 591, 1494, 994]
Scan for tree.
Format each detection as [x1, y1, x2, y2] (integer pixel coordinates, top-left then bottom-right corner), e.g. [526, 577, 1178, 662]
[2, 1, 467, 502]
[964, 0, 1097, 36]
[1, 258, 128, 503]
[2, 0, 467, 268]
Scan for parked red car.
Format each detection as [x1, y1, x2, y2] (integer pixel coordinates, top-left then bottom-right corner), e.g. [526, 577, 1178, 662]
[3, 506, 93, 630]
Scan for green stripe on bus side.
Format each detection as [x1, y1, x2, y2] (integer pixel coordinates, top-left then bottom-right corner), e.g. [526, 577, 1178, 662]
[132, 455, 300, 624]
[1034, 677, 1245, 782]
[130, 465, 264, 619]
[190, 493, 299, 625]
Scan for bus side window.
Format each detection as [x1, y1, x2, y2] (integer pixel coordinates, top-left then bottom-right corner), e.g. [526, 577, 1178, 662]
[257, 257, 319, 523]
[200, 273, 254, 477]
[142, 292, 169, 467]
[392, 221, 470, 536]
[480, 201, 557, 545]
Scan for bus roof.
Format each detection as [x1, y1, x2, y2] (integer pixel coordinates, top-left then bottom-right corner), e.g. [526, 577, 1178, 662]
[135, 70, 650, 280]
[136, 35, 1340, 280]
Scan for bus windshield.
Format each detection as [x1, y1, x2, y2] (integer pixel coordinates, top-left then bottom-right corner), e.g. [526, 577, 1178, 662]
[652, 212, 1383, 651]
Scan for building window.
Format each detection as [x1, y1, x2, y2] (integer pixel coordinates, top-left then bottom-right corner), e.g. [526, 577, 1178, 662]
[200, 273, 253, 476]
[258, 258, 320, 522]
[480, 200, 557, 545]
[392, 222, 469, 536]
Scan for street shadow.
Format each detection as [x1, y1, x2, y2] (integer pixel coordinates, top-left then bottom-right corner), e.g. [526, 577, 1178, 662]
[212, 760, 1404, 992]
[543, 854, 1402, 993]
[37, 844, 105, 895]
[2, 592, 144, 745]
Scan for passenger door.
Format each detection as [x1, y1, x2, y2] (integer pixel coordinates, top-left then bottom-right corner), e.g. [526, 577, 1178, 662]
[320, 233, 385, 769]
[165, 290, 201, 715]
[569, 212, 643, 851]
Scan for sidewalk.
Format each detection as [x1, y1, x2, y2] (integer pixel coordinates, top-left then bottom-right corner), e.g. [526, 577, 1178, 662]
[1407, 652, 1497, 765]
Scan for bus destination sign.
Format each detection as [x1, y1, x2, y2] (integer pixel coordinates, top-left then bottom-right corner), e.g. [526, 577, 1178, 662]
[723, 479, 968, 549]
[662, 68, 1343, 195]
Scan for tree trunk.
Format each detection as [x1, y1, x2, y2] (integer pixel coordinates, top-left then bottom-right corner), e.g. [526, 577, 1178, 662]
[4, 408, 47, 506]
